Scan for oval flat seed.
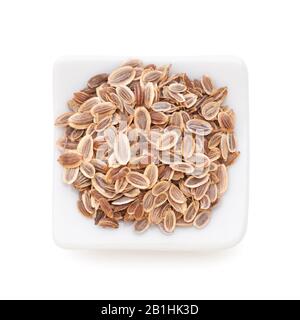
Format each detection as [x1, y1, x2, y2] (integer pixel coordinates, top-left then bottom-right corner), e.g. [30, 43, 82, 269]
[108, 66, 136, 86]
[170, 162, 194, 174]
[206, 183, 218, 203]
[151, 101, 172, 112]
[168, 184, 186, 204]
[218, 112, 234, 131]
[144, 82, 155, 108]
[77, 135, 93, 161]
[184, 201, 199, 223]
[116, 86, 135, 105]
[154, 192, 168, 208]
[134, 219, 150, 233]
[184, 175, 209, 188]
[78, 97, 101, 112]
[63, 167, 79, 184]
[152, 181, 171, 196]
[200, 194, 211, 210]
[156, 131, 180, 151]
[80, 161, 95, 178]
[134, 107, 151, 131]
[186, 119, 213, 136]
[217, 164, 228, 194]
[201, 102, 220, 120]
[68, 112, 93, 129]
[111, 196, 135, 206]
[142, 70, 163, 83]
[144, 164, 158, 188]
[126, 172, 150, 189]
[143, 190, 156, 212]
[201, 75, 214, 95]
[163, 210, 176, 233]
[55, 112, 74, 127]
[114, 132, 130, 165]
[168, 82, 186, 93]
[58, 151, 82, 168]
[193, 211, 211, 229]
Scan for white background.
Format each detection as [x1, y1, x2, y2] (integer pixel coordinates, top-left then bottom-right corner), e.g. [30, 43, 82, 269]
[0, 0, 299, 300]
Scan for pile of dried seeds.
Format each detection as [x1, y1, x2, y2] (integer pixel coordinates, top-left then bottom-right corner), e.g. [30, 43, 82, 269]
[55, 59, 239, 234]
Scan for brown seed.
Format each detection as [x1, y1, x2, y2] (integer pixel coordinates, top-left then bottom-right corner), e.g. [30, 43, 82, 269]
[134, 203, 144, 221]
[154, 192, 168, 208]
[144, 164, 158, 188]
[170, 112, 184, 129]
[184, 175, 209, 188]
[126, 172, 150, 189]
[73, 171, 91, 190]
[143, 190, 156, 212]
[114, 132, 131, 165]
[167, 194, 187, 213]
[150, 111, 169, 125]
[206, 183, 218, 203]
[184, 93, 198, 108]
[186, 119, 213, 136]
[169, 184, 186, 204]
[78, 97, 101, 112]
[218, 112, 234, 131]
[227, 132, 237, 152]
[151, 101, 172, 112]
[149, 204, 166, 224]
[200, 194, 211, 209]
[111, 196, 135, 206]
[114, 177, 128, 194]
[184, 201, 199, 223]
[217, 164, 228, 194]
[80, 161, 95, 178]
[201, 102, 220, 120]
[116, 86, 135, 105]
[132, 82, 144, 106]
[170, 162, 194, 174]
[152, 181, 171, 196]
[208, 132, 222, 149]
[82, 190, 94, 214]
[182, 134, 195, 159]
[156, 131, 180, 151]
[220, 134, 229, 161]
[176, 219, 193, 227]
[108, 66, 136, 87]
[163, 210, 176, 233]
[142, 70, 163, 83]
[63, 167, 79, 184]
[168, 82, 186, 93]
[201, 75, 214, 95]
[77, 135, 93, 161]
[144, 82, 155, 107]
[193, 181, 210, 201]
[193, 211, 211, 229]
[97, 217, 119, 228]
[58, 151, 82, 168]
[77, 200, 92, 218]
[73, 91, 90, 104]
[55, 112, 74, 127]
[91, 102, 117, 117]
[134, 107, 151, 131]
[134, 219, 150, 233]
[225, 151, 240, 166]
[87, 73, 108, 88]
[68, 112, 93, 129]
[98, 197, 113, 218]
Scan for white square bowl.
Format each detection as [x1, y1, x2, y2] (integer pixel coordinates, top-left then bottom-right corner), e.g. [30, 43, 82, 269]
[53, 56, 249, 251]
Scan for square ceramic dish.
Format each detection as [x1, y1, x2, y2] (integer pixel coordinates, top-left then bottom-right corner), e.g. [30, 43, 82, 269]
[53, 56, 249, 251]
